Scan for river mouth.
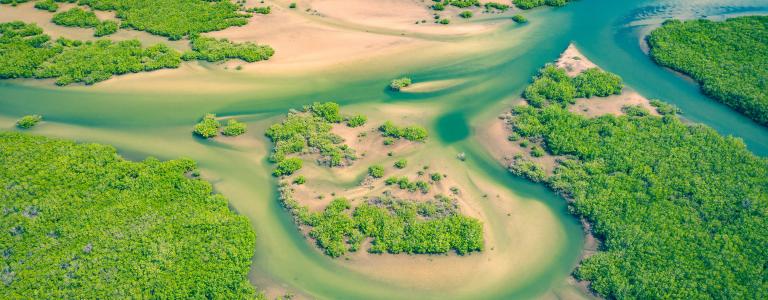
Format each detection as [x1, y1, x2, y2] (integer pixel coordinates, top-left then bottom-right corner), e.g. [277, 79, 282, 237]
[1, 0, 766, 299]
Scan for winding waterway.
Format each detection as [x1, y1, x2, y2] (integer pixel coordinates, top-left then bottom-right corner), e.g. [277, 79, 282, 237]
[1, 0, 766, 299]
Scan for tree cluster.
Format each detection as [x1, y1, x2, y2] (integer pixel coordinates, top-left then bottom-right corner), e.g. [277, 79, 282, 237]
[0, 132, 256, 298]
[647, 16, 768, 126]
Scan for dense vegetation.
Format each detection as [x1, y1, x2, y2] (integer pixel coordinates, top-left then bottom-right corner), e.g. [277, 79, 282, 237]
[379, 121, 429, 142]
[280, 189, 483, 257]
[0, 132, 257, 298]
[647, 17, 768, 126]
[265, 102, 357, 175]
[15, 115, 42, 129]
[514, 0, 570, 10]
[0, 22, 181, 85]
[183, 34, 274, 63]
[34, 0, 58, 12]
[77, 0, 250, 40]
[223, 119, 247, 136]
[524, 65, 623, 107]
[52, 7, 101, 28]
[505, 63, 768, 298]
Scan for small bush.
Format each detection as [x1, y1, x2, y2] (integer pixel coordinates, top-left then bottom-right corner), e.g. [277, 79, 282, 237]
[94, 21, 118, 37]
[16, 115, 42, 129]
[394, 159, 408, 169]
[512, 15, 528, 23]
[193, 113, 221, 138]
[389, 77, 412, 91]
[459, 11, 473, 18]
[222, 119, 247, 136]
[34, 0, 58, 12]
[293, 175, 306, 185]
[346, 114, 367, 127]
[368, 165, 385, 178]
[274, 157, 303, 176]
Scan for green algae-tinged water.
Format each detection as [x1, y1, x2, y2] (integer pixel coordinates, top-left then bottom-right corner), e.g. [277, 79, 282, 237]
[2, 0, 768, 299]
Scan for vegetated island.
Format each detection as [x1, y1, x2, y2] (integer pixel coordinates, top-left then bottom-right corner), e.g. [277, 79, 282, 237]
[487, 45, 767, 299]
[0, 21, 273, 85]
[265, 102, 483, 257]
[647, 16, 768, 126]
[0, 132, 259, 298]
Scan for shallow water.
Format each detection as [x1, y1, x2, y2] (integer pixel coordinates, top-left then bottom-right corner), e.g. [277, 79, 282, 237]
[1, 0, 767, 299]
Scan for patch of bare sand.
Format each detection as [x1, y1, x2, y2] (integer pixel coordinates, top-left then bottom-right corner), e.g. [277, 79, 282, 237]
[307, 0, 505, 35]
[556, 44, 598, 76]
[400, 78, 466, 93]
[569, 89, 659, 118]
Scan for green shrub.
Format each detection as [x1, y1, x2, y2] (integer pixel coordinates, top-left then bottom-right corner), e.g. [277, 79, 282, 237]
[573, 68, 623, 98]
[514, 0, 569, 10]
[274, 157, 303, 176]
[379, 121, 428, 142]
[523, 65, 576, 107]
[389, 77, 412, 91]
[430, 173, 442, 182]
[439, 18, 450, 25]
[512, 14, 528, 23]
[346, 114, 367, 127]
[193, 113, 220, 138]
[394, 159, 407, 169]
[432, 3, 445, 10]
[94, 20, 118, 37]
[185, 34, 274, 63]
[222, 119, 247, 136]
[368, 165, 385, 178]
[649, 99, 681, 116]
[445, 0, 479, 8]
[293, 175, 306, 185]
[289, 2, 296, 8]
[621, 105, 650, 117]
[484, 2, 510, 11]
[52, 8, 100, 28]
[459, 11, 473, 18]
[245, 6, 270, 14]
[34, 0, 58, 12]
[309, 101, 343, 123]
[15, 114, 42, 129]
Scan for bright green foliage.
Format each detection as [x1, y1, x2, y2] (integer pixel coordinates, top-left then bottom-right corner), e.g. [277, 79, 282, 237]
[432, 2, 444, 11]
[245, 6, 270, 14]
[459, 11, 473, 18]
[573, 68, 623, 98]
[193, 113, 221, 138]
[368, 165, 384, 178]
[52, 8, 101, 28]
[508, 102, 768, 299]
[379, 121, 428, 142]
[484, 2, 509, 11]
[0, 22, 61, 79]
[309, 101, 343, 123]
[389, 77, 412, 91]
[265, 103, 355, 171]
[293, 175, 306, 185]
[34, 39, 181, 85]
[93, 20, 118, 37]
[514, 0, 569, 10]
[288, 2, 296, 9]
[648, 17, 768, 126]
[439, 18, 450, 25]
[621, 104, 650, 117]
[222, 119, 247, 136]
[523, 65, 576, 107]
[394, 159, 407, 169]
[274, 157, 303, 177]
[34, 0, 58, 12]
[15, 115, 42, 129]
[77, 0, 250, 40]
[508, 156, 546, 182]
[511, 14, 528, 24]
[184, 35, 274, 63]
[445, 0, 479, 8]
[0, 132, 256, 298]
[346, 114, 367, 128]
[524, 65, 624, 107]
[286, 195, 483, 257]
[649, 99, 680, 116]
